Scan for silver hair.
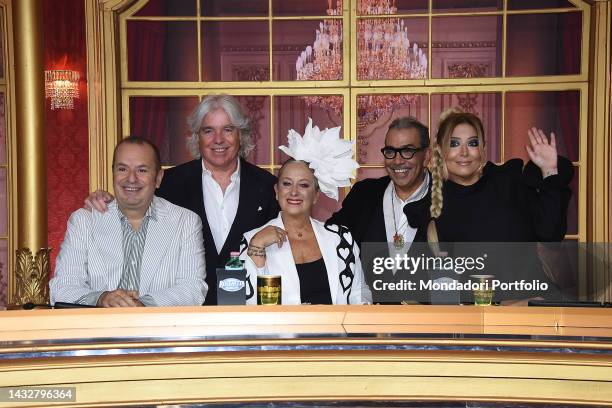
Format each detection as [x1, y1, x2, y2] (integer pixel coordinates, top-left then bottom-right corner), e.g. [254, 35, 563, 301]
[186, 94, 254, 159]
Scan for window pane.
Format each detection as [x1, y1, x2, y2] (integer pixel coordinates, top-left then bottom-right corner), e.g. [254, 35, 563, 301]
[536, 239, 579, 300]
[274, 95, 343, 164]
[133, 0, 196, 17]
[273, 0, 335, 17]
[433, 0, 502, 12]
[202, 21, 270, 82]
[129, 96, 200, 166]
[0, 239, 6, 308]
[274, 95, 344, 222]
[504, 91, 579, 163]
[357, 0, 429, 15]
[0, 168, 5, 236]
[431, 15, 502, 79]
[0, 93, 5, 164]
[568, 167, 578, 235]
[313, 188, 345, 222]
[357, 17, 428, 80]
[0, 8, 4, 79]
[508, 0, 575, 10]
[127, 21, 198, 81]
[275, 20, 343, 82]
[235, 96, 271, 167]
[357, 167, 387, 181]
[431, 92, 502, 163]
[506, 12, 581, 77]
[202, 0, 268, 17]
[357, 94, 428, 165]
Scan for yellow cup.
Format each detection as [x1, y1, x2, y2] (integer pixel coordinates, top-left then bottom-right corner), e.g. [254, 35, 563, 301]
[470, 274, 494, 306]
[257, 275, 281, 305]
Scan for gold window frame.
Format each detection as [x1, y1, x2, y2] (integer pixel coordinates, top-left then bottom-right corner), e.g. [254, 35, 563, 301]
[0, 0, 15, 306]
[85, 0, 612, 300]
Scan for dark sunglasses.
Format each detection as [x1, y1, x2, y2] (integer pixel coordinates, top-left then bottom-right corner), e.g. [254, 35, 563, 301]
[380, 145, 424, 160]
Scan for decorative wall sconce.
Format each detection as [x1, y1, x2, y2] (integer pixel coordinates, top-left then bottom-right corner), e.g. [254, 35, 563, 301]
[44, 70, 80, 110]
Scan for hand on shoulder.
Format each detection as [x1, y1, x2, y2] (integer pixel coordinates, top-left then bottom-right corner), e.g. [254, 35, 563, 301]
[84, 189, 114, 213]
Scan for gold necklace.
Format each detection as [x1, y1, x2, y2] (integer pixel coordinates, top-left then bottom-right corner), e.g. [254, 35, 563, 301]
[391, 186, 407, 249]
[288, 226, 307, 239]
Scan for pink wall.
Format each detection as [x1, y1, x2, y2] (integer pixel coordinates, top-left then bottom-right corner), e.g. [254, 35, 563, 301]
[44, 0, 89, 274]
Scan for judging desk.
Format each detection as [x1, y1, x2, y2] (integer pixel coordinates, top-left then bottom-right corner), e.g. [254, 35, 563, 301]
[0, 305, 611, 407]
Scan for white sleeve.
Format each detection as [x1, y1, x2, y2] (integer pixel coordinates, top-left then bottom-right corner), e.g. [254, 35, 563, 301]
[145, 212, 207, 306]
[349, 237, 373, 305]
[50, 210, 98, 305]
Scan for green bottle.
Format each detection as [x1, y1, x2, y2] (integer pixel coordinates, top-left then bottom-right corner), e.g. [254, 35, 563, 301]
[225, 251, 243, 270]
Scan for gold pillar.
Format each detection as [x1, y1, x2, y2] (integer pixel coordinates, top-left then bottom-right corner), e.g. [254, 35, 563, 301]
[11, 0, 49, 305]
[588, 0, 612, 302]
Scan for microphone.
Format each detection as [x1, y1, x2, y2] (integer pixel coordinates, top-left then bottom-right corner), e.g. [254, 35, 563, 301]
[22, 302, 98, 309]
[22, 302, 53, 310]
[53, 302, 98, 309]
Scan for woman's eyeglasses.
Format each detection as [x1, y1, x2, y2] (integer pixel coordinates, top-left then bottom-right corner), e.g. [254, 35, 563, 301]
[380, 146, 424, 160]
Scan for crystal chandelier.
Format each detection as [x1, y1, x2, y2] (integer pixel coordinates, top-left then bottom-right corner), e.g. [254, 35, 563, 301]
[296, 0, 428, 127]
[45, 70, 80, 110]
[295, 0, 343, 82]
[357, 0, 427, 81]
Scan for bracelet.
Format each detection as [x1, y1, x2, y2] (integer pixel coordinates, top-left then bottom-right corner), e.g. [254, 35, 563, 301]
[247, 246, 266, 257]
[248, 243, 265, 250]
[543, 168, 558, 178]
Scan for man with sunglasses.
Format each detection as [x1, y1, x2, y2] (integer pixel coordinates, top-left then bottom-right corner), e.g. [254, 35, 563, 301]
[327, 116, 431, 249]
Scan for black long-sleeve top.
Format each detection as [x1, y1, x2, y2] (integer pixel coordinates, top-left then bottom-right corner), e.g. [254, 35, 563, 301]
[406, 157, 574, 243]
[403, 157, 574, 302]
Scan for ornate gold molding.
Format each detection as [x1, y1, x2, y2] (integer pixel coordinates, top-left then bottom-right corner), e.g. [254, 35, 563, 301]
[1, 306, 611, 405]
[587, 1, 611, 301]
[0, 0, 17, 309]
[11, 0, 47, 304]
[86, 0, 138, 192]
[98, 0, 136, 11]
[12, 248, 50, 305]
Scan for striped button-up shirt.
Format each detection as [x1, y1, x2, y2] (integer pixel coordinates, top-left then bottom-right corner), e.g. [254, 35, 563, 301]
[60, 196, 207, 307]
[117, 200, 157, 306]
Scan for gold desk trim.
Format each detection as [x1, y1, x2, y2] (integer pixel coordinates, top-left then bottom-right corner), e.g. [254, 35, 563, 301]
[0, 305, 610, 407]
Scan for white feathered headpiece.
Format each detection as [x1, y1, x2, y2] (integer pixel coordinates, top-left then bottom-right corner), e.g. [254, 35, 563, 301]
[279, 118, 359, 201]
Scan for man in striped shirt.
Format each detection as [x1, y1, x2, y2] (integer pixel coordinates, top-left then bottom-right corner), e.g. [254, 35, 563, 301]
[84, 95, 279, 305]
[50, 137, 207, 307]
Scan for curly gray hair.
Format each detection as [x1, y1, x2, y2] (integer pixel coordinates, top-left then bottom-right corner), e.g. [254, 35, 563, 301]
[186, 94, 254, 159]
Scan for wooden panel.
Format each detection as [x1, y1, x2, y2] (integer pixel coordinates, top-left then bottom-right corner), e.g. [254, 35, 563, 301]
[343, 305, 483, 326]
[0, 306, 611, 406]
[0, 351, 610, 407]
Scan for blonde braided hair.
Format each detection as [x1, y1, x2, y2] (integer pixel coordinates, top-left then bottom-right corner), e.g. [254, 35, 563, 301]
[428, 108, 461, 223]
[429, 144, 445, 219]
[427, 109, 487, 245]
[427, 143, 445, 247]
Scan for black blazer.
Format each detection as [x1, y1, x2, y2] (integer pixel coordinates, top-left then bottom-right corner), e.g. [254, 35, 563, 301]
[327, 176, 434, 304]
[327, 176, 391, 246]
[156, 158, 279, 305]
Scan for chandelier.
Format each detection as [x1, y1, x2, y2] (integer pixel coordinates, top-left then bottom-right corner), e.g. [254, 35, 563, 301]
[296, 0, 428, 127]
[357, 0, 427, 81]
[45, 70, 80, 110]
[295, 1, 343, 82]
